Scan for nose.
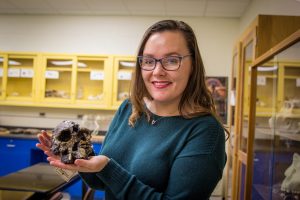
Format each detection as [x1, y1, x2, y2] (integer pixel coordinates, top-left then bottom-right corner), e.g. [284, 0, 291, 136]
[153, 60, 166, 75]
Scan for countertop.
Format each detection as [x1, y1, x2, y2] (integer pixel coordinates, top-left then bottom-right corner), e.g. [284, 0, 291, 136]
[0, 162, 80, 200]
[0, 128, 105, 143]
[0, 163, 78, 193]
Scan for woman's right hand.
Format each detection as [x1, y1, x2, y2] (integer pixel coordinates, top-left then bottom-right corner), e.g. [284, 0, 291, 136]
[36, 130, 56, 158]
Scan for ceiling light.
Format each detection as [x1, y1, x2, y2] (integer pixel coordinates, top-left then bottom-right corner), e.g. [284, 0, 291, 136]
[257, 66, 278, 71]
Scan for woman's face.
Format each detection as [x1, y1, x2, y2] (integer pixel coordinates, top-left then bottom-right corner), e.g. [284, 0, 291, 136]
[142, 31, 192, 106]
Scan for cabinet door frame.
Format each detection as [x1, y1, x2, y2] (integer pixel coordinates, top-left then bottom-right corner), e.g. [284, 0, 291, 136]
[234, 26, 257, 200]
[235, 28, 300, 200]
[230, 42, 242, 200]
[0, 54, 8, 100]
[112, 56, 136, 108]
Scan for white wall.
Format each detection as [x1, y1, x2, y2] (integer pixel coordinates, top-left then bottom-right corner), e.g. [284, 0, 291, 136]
[0, 15, 239, 76]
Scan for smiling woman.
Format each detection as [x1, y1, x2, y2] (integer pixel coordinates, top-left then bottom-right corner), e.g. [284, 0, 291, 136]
[37, 20, 228, 200]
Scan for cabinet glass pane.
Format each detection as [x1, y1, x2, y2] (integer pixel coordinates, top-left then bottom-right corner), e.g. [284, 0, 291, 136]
[76, 59, 105, 101]
[241, 41, 253, 153]
[256, 65, 278, 114]
[117, 60, 135, 101]
[230, 52, 239, 152]
[7, 57, 34, 98]
[252, 63, 278, 200]
[229, 51, 238, 198]
[276, 41, 300, 200]
[240, 163, 246, 200]
[252, 41, 300, 199]
[44, 59, 72, 99]
[230, 53, 238, 126]
[283, 66, 300, 109]
[0, 56, 3, 96]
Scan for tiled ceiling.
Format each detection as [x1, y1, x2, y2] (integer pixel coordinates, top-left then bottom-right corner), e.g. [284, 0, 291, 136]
[0, 0, 252, 18]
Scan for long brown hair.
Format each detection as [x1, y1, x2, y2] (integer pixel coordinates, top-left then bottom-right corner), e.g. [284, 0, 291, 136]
[129, 19, 229, 137]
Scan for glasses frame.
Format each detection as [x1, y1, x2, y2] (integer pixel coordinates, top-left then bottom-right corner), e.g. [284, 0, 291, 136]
[137, 54, 192, 71]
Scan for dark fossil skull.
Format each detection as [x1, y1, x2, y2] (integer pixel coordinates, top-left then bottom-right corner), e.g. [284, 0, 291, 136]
[51, 120, 95, 164]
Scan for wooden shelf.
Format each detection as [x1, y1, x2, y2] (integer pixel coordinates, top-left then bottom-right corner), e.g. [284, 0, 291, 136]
[255, 127, 300, 141]
[276, 132, 300, 141]
[46, 67, 72, 72]
[284, 75, 300, 79]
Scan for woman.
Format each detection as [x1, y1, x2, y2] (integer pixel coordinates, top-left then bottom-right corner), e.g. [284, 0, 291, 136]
[37, 20, 227, 200]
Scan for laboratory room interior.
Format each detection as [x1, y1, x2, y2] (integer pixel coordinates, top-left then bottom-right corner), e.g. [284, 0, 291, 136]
[0, 0, 300, 199]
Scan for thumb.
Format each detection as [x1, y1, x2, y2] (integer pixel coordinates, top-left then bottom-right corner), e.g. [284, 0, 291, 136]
[74, 159, 89, 167]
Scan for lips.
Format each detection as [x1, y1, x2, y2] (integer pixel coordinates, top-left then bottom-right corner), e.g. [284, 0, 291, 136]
[152, 81, 172, 89]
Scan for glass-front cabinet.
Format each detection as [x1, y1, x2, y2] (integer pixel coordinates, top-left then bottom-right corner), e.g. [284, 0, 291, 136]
[231, 15, 300, 200]
[112, 56, 136, 107]
[0, 53, 38, 102]
[76, 57, 104, 102]
[251, 35, 300, 199]
[41, 55, 75, 103]
[0, 52, 129, 109]
[75, 56, 112, 107]
[40, 54, 112, 108]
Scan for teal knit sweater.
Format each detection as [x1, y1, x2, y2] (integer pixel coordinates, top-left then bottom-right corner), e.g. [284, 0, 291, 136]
[80, 99, 226, 200]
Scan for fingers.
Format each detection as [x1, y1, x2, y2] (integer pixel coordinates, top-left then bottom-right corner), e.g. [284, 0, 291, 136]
[37, 130, 52, 147]
[45, 150, 59, 159]
[47, 156, 60, 162]
[37, 130, 69, 170]
[36, 130, 52, 153]
[47, 156, 109, 173]
[74, 159, 94, 171]
[36, 143, 50, 152]
[42, 130, 52, 140]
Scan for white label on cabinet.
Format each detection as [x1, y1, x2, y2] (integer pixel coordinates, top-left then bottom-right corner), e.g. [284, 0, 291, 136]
[8, 68, 20, 77]
[118, 71, 132, 80]
[296, 78, 300, 87]
[45, 70, 59, 79]
[257, 76, 266, 86]
[0, 68, 3, 77]
[90, 71, 104, 80]
[230, 90, 236, 106]
[20, 68, 34, 78]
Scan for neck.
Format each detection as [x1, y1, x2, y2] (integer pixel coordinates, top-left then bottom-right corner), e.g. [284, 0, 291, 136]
[145, 99, 180, 116]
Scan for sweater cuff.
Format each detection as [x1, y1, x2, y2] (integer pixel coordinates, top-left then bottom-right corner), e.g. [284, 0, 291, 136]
[96, 158, 133, 195]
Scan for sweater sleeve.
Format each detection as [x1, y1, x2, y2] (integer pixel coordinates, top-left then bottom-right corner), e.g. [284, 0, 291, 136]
[94, 117, 226, 200]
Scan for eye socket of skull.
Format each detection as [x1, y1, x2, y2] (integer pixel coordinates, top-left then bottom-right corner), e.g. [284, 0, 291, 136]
[78, 128, 90, 140]
[57, 129, 72, 142]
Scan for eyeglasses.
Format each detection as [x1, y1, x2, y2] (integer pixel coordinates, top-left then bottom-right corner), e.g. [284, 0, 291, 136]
[137, 54, 192, 71]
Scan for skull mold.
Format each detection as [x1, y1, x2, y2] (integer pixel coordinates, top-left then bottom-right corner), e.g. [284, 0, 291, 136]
[51, 120, 95, 164]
